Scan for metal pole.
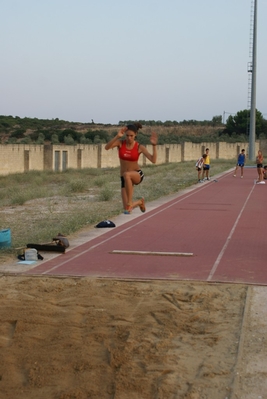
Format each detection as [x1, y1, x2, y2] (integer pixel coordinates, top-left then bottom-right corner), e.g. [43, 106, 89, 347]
[249, 0, 257, 160]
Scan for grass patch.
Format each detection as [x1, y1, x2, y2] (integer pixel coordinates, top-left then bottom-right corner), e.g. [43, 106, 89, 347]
[98, 186, 115, 201]
[67, 179, 88, 193]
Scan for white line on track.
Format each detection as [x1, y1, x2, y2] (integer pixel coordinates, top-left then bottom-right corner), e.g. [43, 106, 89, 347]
[111, 250, 193, 256]
[207, 183, 255, 281]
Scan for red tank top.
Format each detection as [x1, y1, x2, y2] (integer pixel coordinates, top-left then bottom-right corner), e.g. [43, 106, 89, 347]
[118, 141, 140, 162]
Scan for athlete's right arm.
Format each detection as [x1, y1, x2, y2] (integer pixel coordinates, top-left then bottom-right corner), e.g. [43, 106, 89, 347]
[105, 127, 127, 150]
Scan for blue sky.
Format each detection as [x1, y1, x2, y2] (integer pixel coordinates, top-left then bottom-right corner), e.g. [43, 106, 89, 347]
[1, 0, 266, 124]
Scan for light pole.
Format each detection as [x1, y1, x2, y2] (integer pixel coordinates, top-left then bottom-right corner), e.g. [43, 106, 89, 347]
[249, 0, 257, 160]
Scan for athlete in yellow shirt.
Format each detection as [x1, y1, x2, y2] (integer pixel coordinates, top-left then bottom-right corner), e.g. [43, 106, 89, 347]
[202, 148, 210, 180]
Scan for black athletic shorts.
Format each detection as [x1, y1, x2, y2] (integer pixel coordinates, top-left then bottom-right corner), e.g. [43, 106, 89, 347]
[121, 170, 144, 188]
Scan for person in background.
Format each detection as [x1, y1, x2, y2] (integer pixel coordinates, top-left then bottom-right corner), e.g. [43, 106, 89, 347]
[233, 149, 246, 178]
[195, 154, 207, 183]
[256, 150, 264, 184]
[105, 123, 158, 214]
[202, 148, 210, 180]
[263, 165, 267, 180]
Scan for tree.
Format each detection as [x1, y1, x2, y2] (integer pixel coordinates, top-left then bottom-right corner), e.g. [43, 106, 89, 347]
[64, 134, 75, 145]
[51, 134, 59, 144]
[20, 136, 32, 144]
[260, 119, 267, 137]
[212, 115, 222, 126]
[224, 109, 264, 137]
[84, 129, 109, 142]
[80, 136, 92, 144]
[60, 129, 81, 143]
[10, 128, 26, 139]
[36, 133, 45, 144]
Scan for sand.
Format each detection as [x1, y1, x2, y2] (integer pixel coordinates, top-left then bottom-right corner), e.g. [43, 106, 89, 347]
[0, 275, 266, 399]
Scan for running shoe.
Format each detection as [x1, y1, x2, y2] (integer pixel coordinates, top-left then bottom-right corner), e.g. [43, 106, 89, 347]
[124, 204, 133, 214]
[139, 197, 146, 213]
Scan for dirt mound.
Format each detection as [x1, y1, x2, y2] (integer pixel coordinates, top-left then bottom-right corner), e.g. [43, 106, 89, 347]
[0, 276, 247, 399]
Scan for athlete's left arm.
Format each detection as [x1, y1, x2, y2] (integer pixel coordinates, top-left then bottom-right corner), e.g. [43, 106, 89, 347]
[139, 132, 158, 163]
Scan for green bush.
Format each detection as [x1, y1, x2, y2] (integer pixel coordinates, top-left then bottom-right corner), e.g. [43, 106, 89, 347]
[67, 180, 88, 193]
[98, 186, 114, 201]
[93, 177, 107, 187]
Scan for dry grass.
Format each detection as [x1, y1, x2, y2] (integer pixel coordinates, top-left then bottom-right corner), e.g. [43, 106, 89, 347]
[0, 160, 236, 260]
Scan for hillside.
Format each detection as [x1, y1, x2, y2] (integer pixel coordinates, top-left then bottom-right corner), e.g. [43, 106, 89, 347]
[0, 115, 225, 145]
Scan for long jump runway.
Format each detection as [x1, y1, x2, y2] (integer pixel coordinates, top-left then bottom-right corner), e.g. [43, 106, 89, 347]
[24, 168, 267, 285]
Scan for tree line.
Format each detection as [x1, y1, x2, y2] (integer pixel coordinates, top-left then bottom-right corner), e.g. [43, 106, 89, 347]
[0, 111, 266, 145]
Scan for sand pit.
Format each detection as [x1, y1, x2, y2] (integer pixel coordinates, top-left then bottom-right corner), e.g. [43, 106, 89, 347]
[1, 276, 266, 399]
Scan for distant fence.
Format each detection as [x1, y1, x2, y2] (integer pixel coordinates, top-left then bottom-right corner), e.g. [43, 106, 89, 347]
[0, 141, 261, 176]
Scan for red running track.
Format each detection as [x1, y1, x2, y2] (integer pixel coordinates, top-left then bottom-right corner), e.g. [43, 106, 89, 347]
[24, 168, 267, 285]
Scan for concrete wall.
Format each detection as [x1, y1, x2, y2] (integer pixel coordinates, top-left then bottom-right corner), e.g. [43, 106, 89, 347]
[51, 144, 100, 171]
[0, 141, 261, 176]
[0, 144, 45, 175]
